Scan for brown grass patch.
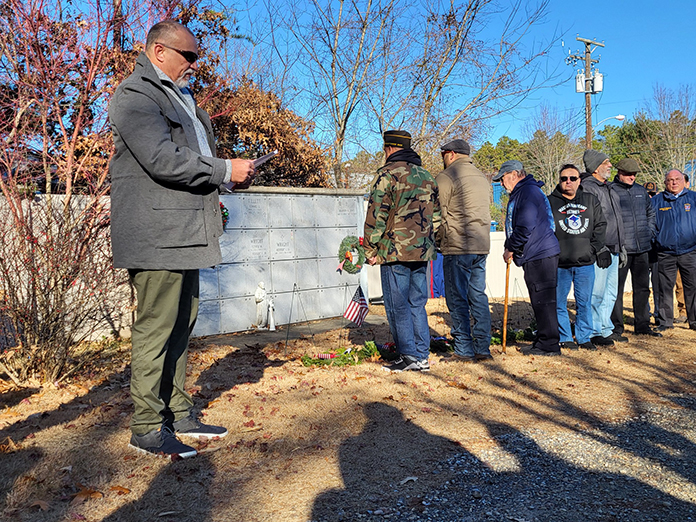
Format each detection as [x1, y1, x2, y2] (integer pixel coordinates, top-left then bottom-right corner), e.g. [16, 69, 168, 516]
[1, 296, 695, 521]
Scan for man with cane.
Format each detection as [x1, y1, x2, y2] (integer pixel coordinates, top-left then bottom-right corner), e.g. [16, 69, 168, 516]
[494, 160, 561, 356]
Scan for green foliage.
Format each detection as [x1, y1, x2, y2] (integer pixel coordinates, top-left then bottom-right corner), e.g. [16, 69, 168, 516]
[490, 203, 506, 232]
[473, 137, 525, 176]
[300, 341, 380, 367]
[488, 190, 508, 231]
[490, 327, 533, 345]
[592, 86, 696, 185]
[337, 236, 366, 274]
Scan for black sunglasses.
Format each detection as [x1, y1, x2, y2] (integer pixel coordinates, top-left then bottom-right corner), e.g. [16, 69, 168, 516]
[157, 42, 199, 64]
[560, 176, 579, 182]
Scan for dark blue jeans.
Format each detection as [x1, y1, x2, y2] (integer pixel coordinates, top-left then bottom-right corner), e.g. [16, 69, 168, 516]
[443, 254, 492, 357]
[380, 262, 430, 360]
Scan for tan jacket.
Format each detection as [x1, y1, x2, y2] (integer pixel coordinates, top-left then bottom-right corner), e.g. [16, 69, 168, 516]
[435, 156, 491, 255]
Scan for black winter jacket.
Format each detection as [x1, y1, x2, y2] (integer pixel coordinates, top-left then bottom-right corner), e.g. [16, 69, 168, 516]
[610, 179, 655, 254]
[548, 185, 607, 268]
[580, 173, 624, 254]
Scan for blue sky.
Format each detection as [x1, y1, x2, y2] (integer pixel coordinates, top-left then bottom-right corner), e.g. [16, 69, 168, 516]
[484, 0, 696, 145]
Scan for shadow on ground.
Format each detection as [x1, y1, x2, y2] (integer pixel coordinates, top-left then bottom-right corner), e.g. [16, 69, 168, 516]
[311, 402, 696, 522]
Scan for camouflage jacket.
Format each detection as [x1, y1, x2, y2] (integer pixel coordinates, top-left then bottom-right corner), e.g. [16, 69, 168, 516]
[363, 149, 440, 263]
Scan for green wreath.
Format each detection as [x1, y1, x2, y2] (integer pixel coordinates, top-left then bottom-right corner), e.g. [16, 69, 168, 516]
[337, 235, 366, 274]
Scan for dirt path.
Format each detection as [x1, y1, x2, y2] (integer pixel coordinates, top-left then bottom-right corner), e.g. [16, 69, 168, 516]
[1, 298, 696, 521]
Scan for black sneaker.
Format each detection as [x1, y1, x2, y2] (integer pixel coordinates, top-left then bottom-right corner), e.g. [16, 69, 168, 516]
[608, 332, 628, 343]
[129, 426, 197, 459]
[520, 346, 561, 356]
[474, 353, 494, 361]
[591, 335, 614, 346]
[383, 355, 429, 372]
[579, 341, 597, 351]
[635, 329, 663, 338]
[560, 341, 578, 350]
[173, 416, 228, 439]
[656, 325, 674, 332]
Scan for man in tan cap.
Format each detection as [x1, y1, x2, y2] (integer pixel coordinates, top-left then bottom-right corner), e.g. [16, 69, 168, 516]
[610, 158, 661, 338]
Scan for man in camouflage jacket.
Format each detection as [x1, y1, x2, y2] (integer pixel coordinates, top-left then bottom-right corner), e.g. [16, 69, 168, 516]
[364, 130, 439, 372]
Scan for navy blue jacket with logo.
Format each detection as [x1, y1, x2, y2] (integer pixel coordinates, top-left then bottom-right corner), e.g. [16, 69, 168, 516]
[651, 189, 696, 255]
[548, 185, 607, 268]
[504, 175, 560, 266]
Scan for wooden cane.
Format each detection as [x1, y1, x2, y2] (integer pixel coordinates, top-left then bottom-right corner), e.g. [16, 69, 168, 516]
[502, 259, 511, 353]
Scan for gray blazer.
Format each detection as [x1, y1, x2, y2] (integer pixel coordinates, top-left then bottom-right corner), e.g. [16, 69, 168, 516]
[109, 53, 227, 270]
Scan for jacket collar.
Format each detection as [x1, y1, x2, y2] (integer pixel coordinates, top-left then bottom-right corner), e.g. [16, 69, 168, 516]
[385, 148, 422, 166]
[663, 188, 689, 200]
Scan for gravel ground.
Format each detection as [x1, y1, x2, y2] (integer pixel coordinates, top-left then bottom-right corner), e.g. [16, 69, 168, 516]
[313, 395, 696, 522]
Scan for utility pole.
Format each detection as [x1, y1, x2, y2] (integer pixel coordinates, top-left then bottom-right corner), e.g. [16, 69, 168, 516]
[566, 36, 604, 149]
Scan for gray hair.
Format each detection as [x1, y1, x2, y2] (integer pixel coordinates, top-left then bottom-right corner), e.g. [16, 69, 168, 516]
[664, 169, 684, 180]
[146, 20, 194, 51]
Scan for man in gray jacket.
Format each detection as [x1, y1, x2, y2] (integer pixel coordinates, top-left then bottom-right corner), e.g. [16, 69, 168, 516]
[580, 150, 625, 346]
[109, 20, 254, 458]
[436, 139, 492, 362]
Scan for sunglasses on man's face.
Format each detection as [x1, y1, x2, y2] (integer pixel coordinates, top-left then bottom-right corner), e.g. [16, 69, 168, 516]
[560, 176, 579, 182]
[157, 42, 199, 64]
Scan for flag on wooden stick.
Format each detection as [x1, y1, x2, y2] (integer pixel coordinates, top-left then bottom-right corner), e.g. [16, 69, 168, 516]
[343, 286, 368, 326]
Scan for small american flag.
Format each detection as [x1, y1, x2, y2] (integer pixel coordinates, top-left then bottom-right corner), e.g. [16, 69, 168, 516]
[343, 286, 369, 326]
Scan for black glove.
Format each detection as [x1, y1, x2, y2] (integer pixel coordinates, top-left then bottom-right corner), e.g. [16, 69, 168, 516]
[596, 250, 612, 269]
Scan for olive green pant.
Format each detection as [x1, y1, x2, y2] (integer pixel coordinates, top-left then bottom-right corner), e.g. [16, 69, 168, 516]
[128, 269, 198, 435]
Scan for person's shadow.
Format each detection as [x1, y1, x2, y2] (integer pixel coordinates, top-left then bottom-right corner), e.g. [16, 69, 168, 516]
[311, 401, 463, 521]
[100, 453, 214, 522]
[98, 343, 282, 522]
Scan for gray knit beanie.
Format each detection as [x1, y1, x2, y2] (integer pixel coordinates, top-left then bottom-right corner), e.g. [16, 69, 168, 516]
[583, 150, 610, 174]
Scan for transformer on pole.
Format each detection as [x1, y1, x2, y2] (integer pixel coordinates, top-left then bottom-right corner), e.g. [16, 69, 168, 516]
[566, 36, 605, 149]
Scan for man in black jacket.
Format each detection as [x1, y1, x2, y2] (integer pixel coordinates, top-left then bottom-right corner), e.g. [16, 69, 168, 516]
[548, 164, 607, 351]
[610, 158, 662, 337]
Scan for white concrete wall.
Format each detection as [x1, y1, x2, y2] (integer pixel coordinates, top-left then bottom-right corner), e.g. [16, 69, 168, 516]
[366, 231, 631, 301]
[365, 231, 529, 300]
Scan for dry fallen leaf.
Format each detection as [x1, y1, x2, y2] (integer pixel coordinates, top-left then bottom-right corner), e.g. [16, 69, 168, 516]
[0, 437, 21, 453]
[71, 484, 103, 505]
[30, 500, 49, 511]
[109, 485, 131, 495]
